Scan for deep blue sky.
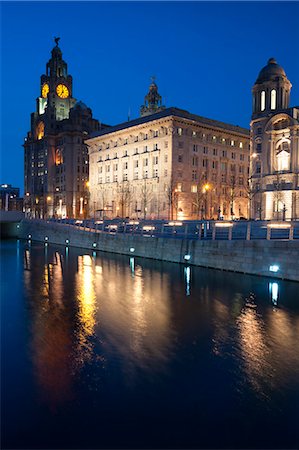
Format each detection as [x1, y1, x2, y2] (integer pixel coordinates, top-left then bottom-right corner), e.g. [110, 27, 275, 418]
[1, 1, 299, 194]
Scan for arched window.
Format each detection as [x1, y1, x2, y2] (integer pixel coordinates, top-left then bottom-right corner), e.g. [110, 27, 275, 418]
[36, 121, 44, 140]
[271, 89, 276, 110]
[276, 142, 290, 171]
[261, 91, 265, 111]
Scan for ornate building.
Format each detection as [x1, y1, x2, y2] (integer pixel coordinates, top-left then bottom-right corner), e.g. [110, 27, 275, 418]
[24, 39, 102, 219]
[250, 58, 299, 220]
[87, 81, 250, 221]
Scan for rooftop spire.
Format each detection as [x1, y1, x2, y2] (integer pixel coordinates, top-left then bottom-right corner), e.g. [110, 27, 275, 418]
[140, 77, 165, 117]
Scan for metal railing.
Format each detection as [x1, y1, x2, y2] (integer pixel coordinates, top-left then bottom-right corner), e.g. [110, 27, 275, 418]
[25, 217, 299, 241]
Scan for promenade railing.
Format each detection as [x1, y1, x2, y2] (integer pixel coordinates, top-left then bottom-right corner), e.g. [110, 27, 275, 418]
[25, 217, 299, 241]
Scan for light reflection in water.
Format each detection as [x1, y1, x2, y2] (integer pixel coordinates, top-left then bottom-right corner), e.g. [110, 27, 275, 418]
[184, 266, 191, 296]
[269, 282, 279, 306]
[236, 304, 272, 396]
[74, 255, 97, 368]
[25, 248, 73, 411]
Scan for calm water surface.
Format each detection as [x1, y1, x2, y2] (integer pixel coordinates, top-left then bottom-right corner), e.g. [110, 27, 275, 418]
[1, 239, 299, 449]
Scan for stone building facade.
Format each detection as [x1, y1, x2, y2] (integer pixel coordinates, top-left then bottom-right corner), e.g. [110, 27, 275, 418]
[87, 83, 250, 220]
[250, 58, 299, 220]
[23, 39, 102, 219]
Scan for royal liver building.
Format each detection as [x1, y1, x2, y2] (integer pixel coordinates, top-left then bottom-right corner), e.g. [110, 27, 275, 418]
[250, 58, 299, 220]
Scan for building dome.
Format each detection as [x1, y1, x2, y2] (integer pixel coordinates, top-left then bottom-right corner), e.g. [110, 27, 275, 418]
[255, 58, 287, 84]
[73, 101, 89, 110]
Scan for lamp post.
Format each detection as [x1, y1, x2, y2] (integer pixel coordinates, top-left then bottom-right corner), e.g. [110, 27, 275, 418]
[202, 183, 210, 219]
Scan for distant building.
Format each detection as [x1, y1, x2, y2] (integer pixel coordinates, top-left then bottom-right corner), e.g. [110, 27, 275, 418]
[0, 184, 23, 211]
[250, 58, 299, 220]
[23, 39, 104, 219]
[87, 81, 250, 220]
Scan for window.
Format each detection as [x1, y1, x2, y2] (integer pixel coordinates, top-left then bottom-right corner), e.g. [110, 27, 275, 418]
[230, 140, 235, 146]
[239, 142, 243, 149]
[261, 91, 266, 111]
[231, 152, 236, 159]
[154, 130, 158, 137]
[114, 164, 118, 171]
[191, 184, 197, 193]
[178, 155, 183, 163]
[230, 164, 236, 172]
[256, 143, 262, 153]
[192, 170, 197, 181]
[134, 160, 139, 168]
[164, 141, 168, 148]
[123, 173, 128, 181]
[178, 141, 184, 149]
[164, 154, 168, 163]
[153, 168, 158, 178]
[177, 128, 183, 136]
[271, 89, 276, 110]
[212, 161, 217, 169]
[240, 154, 244, 161]
[164, 169, 168, 177]
[203, 159, 208, 168]
[176, 183, 182, 192]
[222, 150, 227, 157]
[114, 174, 118, 182]
[192, 131, 197, 137]
[106, 165, 110, 172]
[213, 148, 217, 156]
[203, 146, 208, 154]
[144, 134, 148, 140]
[144, 146, 148, 152]
[256, 161, 261, 174]
[257, 127, 262, 135]
[221, 174, 226, 183]
[213, 135, 217, 141]
[123, 162, 128, 170]
[144, 170, 148, 178]
[153, 156, 158, 165]
[154, 143, 158, 150]
[134, 148, 138, 154]
[144, 158, 148, 167]
[239, 177, 243, 185]
[193, 144, 198, 152]
[192, 156, 198, 166]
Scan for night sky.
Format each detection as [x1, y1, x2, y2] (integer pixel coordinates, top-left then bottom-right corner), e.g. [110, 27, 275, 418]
[1, 1, 299, 194]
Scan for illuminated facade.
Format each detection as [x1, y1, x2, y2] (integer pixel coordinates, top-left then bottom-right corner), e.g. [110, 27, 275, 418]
[250, 58, 299, 220]
[87, 82, 250, 220]
[23, 39, 102, 218]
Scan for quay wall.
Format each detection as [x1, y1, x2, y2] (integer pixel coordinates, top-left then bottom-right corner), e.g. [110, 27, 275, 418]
[18, 219, 299, 282]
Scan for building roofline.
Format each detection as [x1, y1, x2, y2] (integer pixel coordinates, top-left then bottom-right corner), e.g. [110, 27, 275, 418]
[87, 107, 250, 141]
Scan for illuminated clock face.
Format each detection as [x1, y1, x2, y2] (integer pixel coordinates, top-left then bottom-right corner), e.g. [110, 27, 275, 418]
[41, 83, 49, 98]
[56, 84, 69, 98]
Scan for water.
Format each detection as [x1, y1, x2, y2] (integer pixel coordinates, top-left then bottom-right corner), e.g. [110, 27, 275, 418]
[1, 239, 299, 449]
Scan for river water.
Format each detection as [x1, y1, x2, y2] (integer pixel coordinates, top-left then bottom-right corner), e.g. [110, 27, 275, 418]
[1, 239, 299, 449]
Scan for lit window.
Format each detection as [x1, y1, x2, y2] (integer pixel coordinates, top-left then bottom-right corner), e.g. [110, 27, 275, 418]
[230, 140, 235, 146]
[191, 185, 197, 193]
[261, 91, 266, 111]
[277, 150, 290, 171]
[178, 128, 183, 136]
[239, 142, 243, 148]
[271, 89, 276, 110]
[176, 183, 182, 192]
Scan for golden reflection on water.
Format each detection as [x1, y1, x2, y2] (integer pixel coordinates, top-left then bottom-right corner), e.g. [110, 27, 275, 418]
[25, 248, 73, 411]
[236, 304, 273, 395]
[74, 255, 97, 368]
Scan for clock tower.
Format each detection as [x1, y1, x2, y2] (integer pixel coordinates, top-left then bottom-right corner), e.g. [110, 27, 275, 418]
[24, 39, 103, 219]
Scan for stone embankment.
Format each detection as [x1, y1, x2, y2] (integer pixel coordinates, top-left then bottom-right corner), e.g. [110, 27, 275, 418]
[17, 219, 299, 282]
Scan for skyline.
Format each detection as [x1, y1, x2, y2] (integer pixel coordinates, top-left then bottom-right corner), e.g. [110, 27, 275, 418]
[1, 1, 299, 194]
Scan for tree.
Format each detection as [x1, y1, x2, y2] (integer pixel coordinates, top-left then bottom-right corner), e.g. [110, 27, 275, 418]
[140, 179, 153, 219]
[165, 177, 179, 220]
[117, 181, 132, 218]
